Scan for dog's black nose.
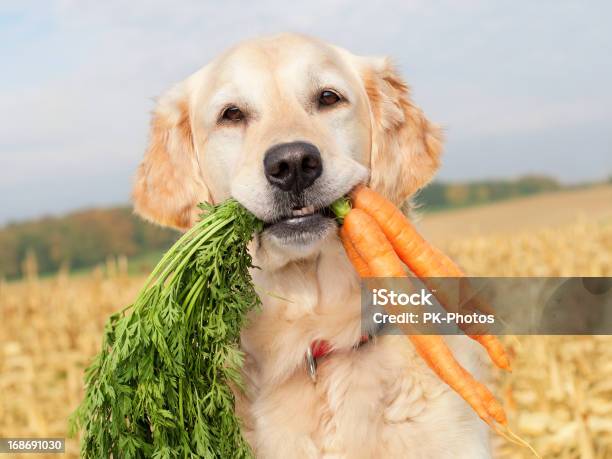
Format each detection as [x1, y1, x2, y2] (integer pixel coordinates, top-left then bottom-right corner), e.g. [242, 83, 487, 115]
[263, 141, 323, 192]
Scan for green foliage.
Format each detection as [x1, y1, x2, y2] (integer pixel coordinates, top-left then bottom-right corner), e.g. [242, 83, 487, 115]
[70, 199, 262, 458]
[0, 207, 178, 278]
[329, 197, 351, 222]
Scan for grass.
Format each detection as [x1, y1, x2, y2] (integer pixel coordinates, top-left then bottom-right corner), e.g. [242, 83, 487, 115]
[23, 250, 167, 282]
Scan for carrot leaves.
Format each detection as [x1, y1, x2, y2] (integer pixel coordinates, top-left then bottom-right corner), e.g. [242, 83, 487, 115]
[70, 199, 262, 458]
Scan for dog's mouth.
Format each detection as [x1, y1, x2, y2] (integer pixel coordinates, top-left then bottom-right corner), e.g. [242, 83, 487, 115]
[264, 204, 335, 227]
[263, 203, 337, 245]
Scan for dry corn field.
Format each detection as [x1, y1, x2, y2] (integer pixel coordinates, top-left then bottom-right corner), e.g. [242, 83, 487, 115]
[1, 187, 611, 458]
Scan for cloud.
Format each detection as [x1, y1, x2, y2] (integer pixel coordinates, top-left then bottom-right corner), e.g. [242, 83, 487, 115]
[1, 0, 611, 223]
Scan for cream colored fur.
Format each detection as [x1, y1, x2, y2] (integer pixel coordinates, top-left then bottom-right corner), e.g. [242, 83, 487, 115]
[133, 33, 492, 458]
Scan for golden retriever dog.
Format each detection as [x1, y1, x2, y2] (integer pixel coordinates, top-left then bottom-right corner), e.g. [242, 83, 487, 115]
[132, 33, 491, 458]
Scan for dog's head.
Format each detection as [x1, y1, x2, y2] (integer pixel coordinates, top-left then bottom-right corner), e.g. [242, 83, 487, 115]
[133, 34, 442, 259]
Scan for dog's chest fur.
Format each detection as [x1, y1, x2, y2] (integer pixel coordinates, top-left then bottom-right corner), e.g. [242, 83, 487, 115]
[234, 236, 492, 458]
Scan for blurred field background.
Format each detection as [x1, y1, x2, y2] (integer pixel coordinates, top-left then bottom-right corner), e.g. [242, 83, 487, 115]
[421, 185, 612, 458]
[1, 183, 611, 458]
[0, 176, 588, 280]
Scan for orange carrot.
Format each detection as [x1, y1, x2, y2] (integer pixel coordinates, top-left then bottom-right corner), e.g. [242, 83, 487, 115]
[470, 335, 509, 370]
[343, 209, 406, 277]
[413, 336, 506, 425]
[350, 185, 455, 276]
[340, 226, 372, 278]
[349, 185, 510, 371]
[341, 208, 507, 426]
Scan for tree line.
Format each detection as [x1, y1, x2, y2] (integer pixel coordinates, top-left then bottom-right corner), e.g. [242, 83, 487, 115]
[414, 175, 563, 211]
[0, 207, 178, 279]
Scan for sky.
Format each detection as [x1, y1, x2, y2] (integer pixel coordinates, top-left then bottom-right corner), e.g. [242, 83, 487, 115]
[1, 0, 611, 224]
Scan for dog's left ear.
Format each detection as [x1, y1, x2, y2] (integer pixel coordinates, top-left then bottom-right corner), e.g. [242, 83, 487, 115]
[361, 57, 443, 205]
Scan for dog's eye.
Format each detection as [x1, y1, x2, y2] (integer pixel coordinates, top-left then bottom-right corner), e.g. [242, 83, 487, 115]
[221, 106, 244, 122]
[318, 90, 341, 107]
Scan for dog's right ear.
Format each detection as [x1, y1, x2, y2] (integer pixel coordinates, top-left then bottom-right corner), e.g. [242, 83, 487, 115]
[132, 82, 211, 231]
